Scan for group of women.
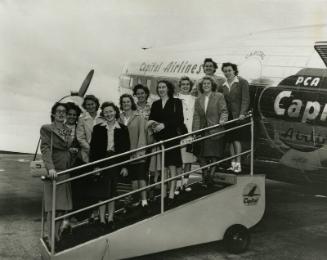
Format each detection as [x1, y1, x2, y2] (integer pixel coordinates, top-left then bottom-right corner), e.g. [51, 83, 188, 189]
[40, 58, 250, 242]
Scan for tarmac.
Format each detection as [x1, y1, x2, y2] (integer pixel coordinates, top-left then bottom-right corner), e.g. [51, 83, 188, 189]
[0, 153, 327, 260]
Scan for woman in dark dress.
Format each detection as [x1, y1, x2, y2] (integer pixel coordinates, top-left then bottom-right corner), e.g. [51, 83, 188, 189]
[149, 80, 184, 203]
[89, 102, 130, 228]
[65, 102, 87, 217]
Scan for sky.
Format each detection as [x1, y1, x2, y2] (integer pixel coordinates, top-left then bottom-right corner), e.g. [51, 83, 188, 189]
[1, 0, 327, 153]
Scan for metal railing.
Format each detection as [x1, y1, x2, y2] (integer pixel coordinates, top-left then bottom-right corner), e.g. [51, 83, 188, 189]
[41, 113, 254, 255]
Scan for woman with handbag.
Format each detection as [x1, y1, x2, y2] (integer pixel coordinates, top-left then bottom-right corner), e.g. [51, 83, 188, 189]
[148, 80, 184, 205]
[176, 76, 197, 193]
[40, 102, 74, 243]
[192, 76, 228, 187]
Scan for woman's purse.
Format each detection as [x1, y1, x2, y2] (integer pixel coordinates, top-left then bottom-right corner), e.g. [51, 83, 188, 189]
[176, 123, 188, 136]
[30, 134, 52, 177]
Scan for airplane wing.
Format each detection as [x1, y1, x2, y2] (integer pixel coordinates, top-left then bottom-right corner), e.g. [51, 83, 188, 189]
[314, 41, 327, 67]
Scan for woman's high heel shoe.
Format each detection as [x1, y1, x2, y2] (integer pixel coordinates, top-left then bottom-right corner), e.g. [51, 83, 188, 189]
[234, 163, 242, 173]
[59, 219, 72, 238]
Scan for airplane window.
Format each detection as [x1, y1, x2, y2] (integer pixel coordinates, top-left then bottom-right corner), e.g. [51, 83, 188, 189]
[119, 75, 131, 89]
[146, 79, 151, 88]
[129, 77, 134, 89]
[137, 77, 146, 85]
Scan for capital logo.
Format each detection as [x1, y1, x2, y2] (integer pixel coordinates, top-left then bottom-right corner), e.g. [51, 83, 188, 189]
[259, 86, 327, 152]
[243, 183, 260, 206]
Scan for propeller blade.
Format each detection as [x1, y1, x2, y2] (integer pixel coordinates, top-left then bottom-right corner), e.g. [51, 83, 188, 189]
[78, 69, 94, 97]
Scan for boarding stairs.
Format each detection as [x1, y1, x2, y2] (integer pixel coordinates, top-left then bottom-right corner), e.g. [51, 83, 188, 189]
[40, 114, 265, 260]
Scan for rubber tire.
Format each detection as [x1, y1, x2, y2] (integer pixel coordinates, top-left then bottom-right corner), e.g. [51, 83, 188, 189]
[223, 224, 250, 254]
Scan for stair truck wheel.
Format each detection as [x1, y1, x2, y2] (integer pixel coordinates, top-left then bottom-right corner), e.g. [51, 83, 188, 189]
[223, 224, 250, 254]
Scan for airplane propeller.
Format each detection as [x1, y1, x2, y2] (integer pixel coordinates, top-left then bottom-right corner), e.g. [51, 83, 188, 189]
[57, 69, 94, 103]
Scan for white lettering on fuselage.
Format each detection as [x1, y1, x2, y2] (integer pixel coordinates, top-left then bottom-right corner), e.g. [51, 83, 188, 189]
[295, 76, 320, 87]
[274, 90, 327, 123]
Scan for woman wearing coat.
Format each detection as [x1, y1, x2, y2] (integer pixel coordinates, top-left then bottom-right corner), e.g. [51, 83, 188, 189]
[40, 102, 74, 242]
[65, 102, 82, 165]
[76, 95, 100, 164]
[149, 80, 184, 204]
[89, 102, 130, 229]
[75, 95, 100, 220]
[133, 84, 152, 120]
[176, 76, 197, 193]
[192, 76, 228, 187]
[119, 94, 149, 208]
[220, 62, 250, 173]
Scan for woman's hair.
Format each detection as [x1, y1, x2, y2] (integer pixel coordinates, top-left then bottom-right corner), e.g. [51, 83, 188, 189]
[66, 102, 82, 118]
[82, 94, 100, 110]
[119, 94, 137, 111]
[178, 76, 194, 92]
[100, 101, 120, 119]
[50, 102, 67, 122]
[203, 58, 218, 72]
[198, 76, 218, 93]
[133, 84, 150, 100]
[156, 80, 175, 98]
[221, 62, 239, 76]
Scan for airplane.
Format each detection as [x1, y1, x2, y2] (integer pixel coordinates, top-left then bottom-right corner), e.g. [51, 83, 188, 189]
[117, 24, 327, 188]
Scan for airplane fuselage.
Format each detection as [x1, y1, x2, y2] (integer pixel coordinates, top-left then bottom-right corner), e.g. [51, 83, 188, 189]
[118, 27, 327, 187]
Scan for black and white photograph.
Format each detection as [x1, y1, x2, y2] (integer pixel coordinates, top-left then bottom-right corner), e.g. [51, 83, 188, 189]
[1, 0, 327, 259]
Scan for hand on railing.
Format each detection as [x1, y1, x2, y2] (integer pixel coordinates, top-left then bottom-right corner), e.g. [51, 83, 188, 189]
[219, 120, 226, 126]
[69, 147, 79, 154]
[153, 123, 165, 133]
[193, 134, 201, 140]
[181, 136, 194, 144]
[120, 167, 128, 177]
[94, 167, 101, 176]
[48, 169, 57, 180]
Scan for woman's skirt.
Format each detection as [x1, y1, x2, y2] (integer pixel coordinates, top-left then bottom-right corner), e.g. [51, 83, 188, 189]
[226, 118, 251, 142]
[198, 136, 225, 159]
[44, 173, 72, 212]
[149, 139, 182, 171]
[180, 137, 197, 164]
[86, 151, 120, 203]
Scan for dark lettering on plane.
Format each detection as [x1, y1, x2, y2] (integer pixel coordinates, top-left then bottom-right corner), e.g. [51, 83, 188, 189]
[280, 128, 327, 146]
[140, 61, 203, 75]
[245, 50, 266, 60]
